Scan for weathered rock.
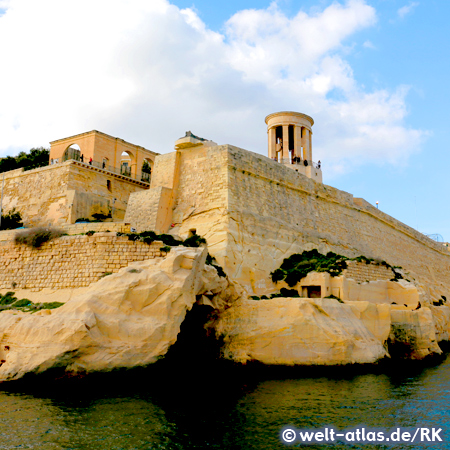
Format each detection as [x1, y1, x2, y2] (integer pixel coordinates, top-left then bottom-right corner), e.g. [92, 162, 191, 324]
[212, 298, 390, 365]
[0, 247, 236, 382]
[430, 305, 450, 343]
[389, 306, 443, 359]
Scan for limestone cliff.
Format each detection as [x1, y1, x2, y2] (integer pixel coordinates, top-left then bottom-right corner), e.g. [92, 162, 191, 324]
[212, 298, 450, 365]
[0, 247, 236, 382]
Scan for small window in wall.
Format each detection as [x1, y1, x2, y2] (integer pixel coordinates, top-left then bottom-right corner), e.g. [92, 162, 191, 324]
[107, 180, 111, 191]
[188, 228, 197, 237]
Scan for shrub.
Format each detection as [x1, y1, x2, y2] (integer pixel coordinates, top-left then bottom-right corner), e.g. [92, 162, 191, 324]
[75, 218, 91, 223]
[271, 249, 348, 287]
[117, 230, 206, 249]
[182, 234, 206, 248]
[158, 234, 183, 246]
[38, 302, 64, 310]
[15, 227, 64, 248]
[325, 294, 344, 303]
[91, 212, 111, 222]
[280, 287, 300, 297]
[390, 270, 404, 282]
[85, 230, 96, 236]
[0, 292, 17, 305]
[160, 246, 171, 253]
[99, 272, 113, 278]
[0, 208, 23, 230]
[0, 299, 64, 312]
[353, 255, 373, 264]
[12, 299, 32, 308]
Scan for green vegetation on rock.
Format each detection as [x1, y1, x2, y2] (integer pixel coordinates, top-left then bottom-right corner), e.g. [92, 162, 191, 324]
[117, 230, 206, 248]
[0, 292, 64, 313]
[271, 249, 404, 287]
[271, 249, 348, 287]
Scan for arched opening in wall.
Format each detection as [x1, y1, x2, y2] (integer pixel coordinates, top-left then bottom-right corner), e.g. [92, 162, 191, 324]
[275, 126, 283, 162]
[63, 144, 81, 162]
[102, 157, 109, 170]
[141, 158, 153, 183]
[120, 151, 134, 177]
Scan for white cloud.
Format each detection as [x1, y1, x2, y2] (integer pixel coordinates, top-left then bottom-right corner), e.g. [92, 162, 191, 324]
[398, 2, 419, 19]
[0, 0, 425, 178]
[363, 40, 376, 49]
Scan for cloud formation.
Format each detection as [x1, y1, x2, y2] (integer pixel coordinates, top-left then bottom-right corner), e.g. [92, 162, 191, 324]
[398, 2, 419, 19]
[0, 0, 425, 177]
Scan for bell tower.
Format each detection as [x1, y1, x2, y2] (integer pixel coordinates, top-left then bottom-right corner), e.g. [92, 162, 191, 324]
[265, 111, 322, 183]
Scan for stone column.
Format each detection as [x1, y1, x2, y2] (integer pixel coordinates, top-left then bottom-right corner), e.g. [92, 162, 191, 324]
[300, 127, 306, 160]
[309, 130, 313, 161]
[304, 128, 311, 162]
[282, 124, 290, 163]
[294, 125, 301, 159]
[268, 127, 276, 159]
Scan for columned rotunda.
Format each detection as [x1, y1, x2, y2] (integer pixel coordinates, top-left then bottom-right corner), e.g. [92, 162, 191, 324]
[265, 111, 322, 183]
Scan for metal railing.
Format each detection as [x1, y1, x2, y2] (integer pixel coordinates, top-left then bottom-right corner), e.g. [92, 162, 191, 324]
[271, 157, 321, 169]
[290, 159, 321, 169]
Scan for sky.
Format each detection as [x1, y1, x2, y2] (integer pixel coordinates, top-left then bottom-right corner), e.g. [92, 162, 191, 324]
[0, 0, 449, 239]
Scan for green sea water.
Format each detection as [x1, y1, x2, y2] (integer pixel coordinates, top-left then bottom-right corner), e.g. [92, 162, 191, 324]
[0, 355, 449, 450]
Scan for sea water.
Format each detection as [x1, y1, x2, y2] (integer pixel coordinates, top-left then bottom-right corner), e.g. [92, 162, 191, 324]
[0, 355, 449, 450]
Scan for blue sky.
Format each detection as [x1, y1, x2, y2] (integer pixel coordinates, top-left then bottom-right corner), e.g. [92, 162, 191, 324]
[0, 0, 449, 239]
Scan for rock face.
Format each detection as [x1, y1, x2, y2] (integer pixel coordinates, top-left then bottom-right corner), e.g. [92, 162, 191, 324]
[0, 247, 236, 382]
[212, 298, 450, 365]
[212, 298, 390, 365]
[389, 307, 444, 359]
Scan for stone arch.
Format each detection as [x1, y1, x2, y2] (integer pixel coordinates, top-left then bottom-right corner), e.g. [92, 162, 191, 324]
[120, 150, 136, 177]
[141, 157, 153, 183]
[62, 143, 82, 162]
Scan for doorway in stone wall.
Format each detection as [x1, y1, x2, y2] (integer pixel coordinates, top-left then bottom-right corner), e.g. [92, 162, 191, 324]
[306, 286, 322, 298]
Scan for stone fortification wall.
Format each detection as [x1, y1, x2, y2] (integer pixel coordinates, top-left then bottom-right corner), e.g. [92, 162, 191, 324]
[0, 162, 147, 227]
[0, 234, 165, 290]
[171, 146, 228, 241]
[124, 187, 173, 233]
[343, 261, 395, 284]
[222, 145, 450, 298]
[126, 146, 229, 249]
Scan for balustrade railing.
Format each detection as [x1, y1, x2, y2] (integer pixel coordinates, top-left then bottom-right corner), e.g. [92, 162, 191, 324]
[52, 158, 151, 184]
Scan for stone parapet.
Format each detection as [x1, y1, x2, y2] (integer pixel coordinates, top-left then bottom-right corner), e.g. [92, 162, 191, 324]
[0, 161, 148, 228]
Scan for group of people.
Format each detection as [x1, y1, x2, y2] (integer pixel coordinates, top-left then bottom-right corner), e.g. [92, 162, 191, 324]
[79, 154, 93, 165]
[270, 154, 322, 169]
